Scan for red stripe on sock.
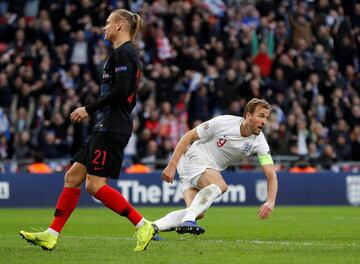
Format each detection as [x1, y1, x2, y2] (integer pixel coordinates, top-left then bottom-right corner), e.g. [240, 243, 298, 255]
[95, 185, 142, 225]
[49, 187, 80, 233]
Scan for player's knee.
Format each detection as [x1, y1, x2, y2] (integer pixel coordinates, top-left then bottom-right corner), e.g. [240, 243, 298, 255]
[219, 183, 228, 194]
[85, 178, 105, 196]
[64, 170, 81, 188]
[85, 181, 96, 196]
[64, 164, 86, 188]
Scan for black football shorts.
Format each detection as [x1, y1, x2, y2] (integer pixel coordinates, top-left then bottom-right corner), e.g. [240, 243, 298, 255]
[71, 131, 130, 179]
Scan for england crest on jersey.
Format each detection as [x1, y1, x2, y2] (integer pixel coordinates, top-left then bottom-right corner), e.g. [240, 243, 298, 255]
[242, 142, 253, 155]
[346, 175, 360, 206]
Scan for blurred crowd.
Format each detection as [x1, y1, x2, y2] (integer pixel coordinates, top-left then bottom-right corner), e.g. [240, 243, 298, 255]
[0, 0, 360, 172]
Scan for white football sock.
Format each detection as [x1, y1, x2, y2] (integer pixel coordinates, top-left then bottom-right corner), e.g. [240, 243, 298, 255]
[153, 209, 187, 231]
[181, 184, 222, 223]
[47, 228, 59, 237]
[135, 218, 145, 228]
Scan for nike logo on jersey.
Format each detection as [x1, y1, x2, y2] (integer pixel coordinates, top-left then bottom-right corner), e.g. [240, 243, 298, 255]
[94, 167, 105, 171]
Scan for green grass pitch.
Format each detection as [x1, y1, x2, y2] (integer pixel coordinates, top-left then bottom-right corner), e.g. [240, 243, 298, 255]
[0, 206, 359, 264]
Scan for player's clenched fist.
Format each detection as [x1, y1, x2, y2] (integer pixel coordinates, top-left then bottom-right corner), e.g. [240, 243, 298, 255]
[161, 165, 176, 183]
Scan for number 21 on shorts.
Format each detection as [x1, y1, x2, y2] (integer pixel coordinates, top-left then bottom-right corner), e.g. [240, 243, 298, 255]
[92, 149, 107, 166]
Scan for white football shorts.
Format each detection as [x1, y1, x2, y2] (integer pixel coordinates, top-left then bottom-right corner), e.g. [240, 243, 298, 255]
[176, 148, 217, 192]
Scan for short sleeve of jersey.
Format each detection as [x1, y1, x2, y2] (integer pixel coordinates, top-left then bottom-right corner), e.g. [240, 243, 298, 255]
[253, 133, 271, 155]
[113, 48, 133, 79]
[196, 116, 225, 139]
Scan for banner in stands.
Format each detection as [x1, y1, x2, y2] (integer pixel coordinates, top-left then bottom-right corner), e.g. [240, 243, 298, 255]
[0, 172, 359, 207]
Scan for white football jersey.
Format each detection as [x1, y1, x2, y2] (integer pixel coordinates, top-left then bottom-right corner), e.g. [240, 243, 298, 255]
[188, 115, 271, 171]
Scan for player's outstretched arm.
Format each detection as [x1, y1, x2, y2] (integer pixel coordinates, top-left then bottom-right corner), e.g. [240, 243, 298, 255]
[258, 164, 278, 219]
[161, 128, 200, 183]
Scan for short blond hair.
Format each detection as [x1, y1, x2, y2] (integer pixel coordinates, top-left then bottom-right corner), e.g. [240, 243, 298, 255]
[244, 98, 272, 118]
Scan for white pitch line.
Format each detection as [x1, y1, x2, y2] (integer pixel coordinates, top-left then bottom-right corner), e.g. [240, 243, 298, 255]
[58, 236, 360, 247]
[235, 239, 358, 247]
[6, 234, 358, 248]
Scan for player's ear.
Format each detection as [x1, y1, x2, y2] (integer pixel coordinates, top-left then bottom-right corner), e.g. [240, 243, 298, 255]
[116, 20, 123, 31]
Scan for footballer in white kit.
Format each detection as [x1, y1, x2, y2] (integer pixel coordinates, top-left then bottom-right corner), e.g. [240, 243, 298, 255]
[154, 98, 278, 236]
[177, 115, 272, 192]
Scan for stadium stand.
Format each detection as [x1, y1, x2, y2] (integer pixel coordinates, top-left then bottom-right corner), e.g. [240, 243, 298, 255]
[0, 0, 359, 173]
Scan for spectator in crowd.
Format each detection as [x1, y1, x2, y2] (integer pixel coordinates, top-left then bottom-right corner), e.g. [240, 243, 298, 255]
[0, 0, 359, 172]
[333, 134, 352, 161]
[159, 101, 179, 148]
[0, 107, 10, 141]
[125, 155, 152, 174]
[318, 144, 338, 170]
[40, 129, 67, 159]
[136, 128, 152, 158]
[14, 130, 33, 159]
[27, 151, 53, 174]
[144, 109, 160, 138]
[251, 24, 274, 78]
[308, 142, 320, 163]
[289, 156, 317, 173]
[141, 139, 159, 170]
[331, 119, 350, 143]
[70, 30, 91, 69]
[0, 133, 9, 159]
[351, 125, 360, 161]
[0, 73, 12, 109]
[296, 119, 310, 156]
[267, 122, 290, 155]
[157, 137, 174, 168]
